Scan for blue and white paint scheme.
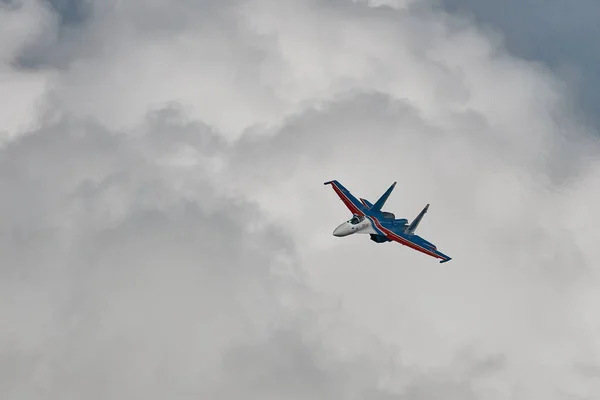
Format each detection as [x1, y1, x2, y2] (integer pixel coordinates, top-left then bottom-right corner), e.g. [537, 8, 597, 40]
[324, 180, 452, 263]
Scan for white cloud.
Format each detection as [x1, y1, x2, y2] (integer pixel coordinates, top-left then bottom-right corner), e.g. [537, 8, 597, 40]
[2, 0, 600, 398]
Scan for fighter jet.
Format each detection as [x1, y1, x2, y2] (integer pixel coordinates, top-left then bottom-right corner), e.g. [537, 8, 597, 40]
[324, 180, 451, 263]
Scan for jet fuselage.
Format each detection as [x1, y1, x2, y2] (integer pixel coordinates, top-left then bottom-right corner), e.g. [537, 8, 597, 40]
[324, 179, 452, 263]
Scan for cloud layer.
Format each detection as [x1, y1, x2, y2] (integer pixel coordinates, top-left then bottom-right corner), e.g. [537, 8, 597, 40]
[2, 0, 600, 398]
[437, 0, 600, 128]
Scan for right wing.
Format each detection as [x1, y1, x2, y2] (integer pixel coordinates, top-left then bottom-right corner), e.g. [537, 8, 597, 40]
[324, 180, 368, 216]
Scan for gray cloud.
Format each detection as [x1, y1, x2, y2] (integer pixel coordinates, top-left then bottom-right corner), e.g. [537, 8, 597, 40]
[0, 105, 503, 399]
[436, 0, 600, 128]
[0, 110, 299, 398]
[3, 0, 600, 399]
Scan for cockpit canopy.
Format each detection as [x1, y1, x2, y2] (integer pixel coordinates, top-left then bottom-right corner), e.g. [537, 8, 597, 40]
[349, 214, 365, 225]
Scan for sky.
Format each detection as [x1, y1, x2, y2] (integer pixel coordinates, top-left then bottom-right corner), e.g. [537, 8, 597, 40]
[2, 0, 600, 398]
[436, 0, 600, 128]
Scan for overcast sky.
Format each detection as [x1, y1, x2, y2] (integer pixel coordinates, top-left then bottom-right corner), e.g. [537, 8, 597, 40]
[2, 0, 600, 399]
[437, 0, 600, 128]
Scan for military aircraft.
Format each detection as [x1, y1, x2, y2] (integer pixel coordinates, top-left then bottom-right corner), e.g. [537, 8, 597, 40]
[324, 180, 452, 263]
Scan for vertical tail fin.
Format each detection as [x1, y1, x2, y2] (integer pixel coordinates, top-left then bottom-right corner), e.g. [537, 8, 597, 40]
[406, 204, 429, 235]
[371, 182, 397, 212]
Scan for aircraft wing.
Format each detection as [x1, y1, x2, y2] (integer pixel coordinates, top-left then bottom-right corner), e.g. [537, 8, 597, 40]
[324, 180, 368, 215]
[389, 231, 452, 263]
[360, 198, 374, 209]
[369, 217, 452, 263]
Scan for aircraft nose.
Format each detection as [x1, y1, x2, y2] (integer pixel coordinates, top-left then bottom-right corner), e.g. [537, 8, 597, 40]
[333, 224, 348, 237]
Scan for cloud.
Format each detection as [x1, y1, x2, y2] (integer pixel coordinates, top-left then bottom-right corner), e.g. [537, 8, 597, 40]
[0, 109, 305, 398]
[436, 0, 600, 128]
[0, 0, 57, 139]
[2, 0, 600, 399]
[0, 100, 487, 400]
